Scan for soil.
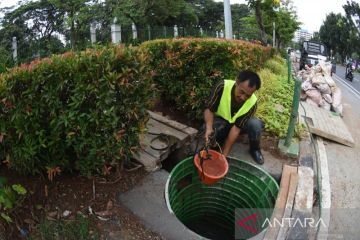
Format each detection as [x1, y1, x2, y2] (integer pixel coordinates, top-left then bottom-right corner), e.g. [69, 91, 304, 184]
[259, 133, 292, 161]
[0, 166, 163, 240]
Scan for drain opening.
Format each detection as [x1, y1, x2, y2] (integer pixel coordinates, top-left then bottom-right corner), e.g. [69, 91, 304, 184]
[165, 156, 279, 239]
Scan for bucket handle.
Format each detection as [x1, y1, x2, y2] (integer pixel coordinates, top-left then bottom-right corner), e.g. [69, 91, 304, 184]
[196, 129, 223, 180]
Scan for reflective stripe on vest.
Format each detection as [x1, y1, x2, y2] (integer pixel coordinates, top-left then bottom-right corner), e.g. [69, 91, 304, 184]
[215, 80, 257, 123]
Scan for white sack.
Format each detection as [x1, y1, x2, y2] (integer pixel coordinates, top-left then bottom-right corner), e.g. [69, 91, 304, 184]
[302, 80, 314, 91]
[322, 94, 333, 104]
[331, 86, 342, 108]
[333, 104, 343, 116]
[312, 73, 327, 85]
[306, 98, 319, 106]
[306, 89, 322, 105]
[324, 75, 336, 87]
[320, 62, 332, 76]
[316, 83, 331, 94]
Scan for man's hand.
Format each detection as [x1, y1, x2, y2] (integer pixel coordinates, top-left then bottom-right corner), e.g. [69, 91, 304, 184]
[204, 109, 214, 143]
[204, 128, 214, 143]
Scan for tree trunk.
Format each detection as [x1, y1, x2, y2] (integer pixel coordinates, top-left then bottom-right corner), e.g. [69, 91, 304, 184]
[254, 0, 267, 44]
[70, 10, 75, 50]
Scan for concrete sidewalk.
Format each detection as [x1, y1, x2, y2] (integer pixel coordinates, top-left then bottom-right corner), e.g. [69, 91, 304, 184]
[324, 75, 360, 239]
[229, 142, 295, 181]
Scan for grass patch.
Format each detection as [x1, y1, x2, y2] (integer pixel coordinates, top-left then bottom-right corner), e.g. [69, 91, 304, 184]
[30, 214, 99, 240]
[263, 57, 287, 76]
[256, 57, 298, 137]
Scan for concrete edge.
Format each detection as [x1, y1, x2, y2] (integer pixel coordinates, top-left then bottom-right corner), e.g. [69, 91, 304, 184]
[294, 166, 314, 212]
[314, 136, 332, 240]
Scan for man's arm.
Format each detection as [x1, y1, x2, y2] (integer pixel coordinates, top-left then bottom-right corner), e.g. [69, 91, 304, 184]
[204, 108, 214, 142]
[203, 81, 223, 142]
[222, 125, 240, 157]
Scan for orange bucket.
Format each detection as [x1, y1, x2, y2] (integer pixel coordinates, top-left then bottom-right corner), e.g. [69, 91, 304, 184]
[194, 149, 229, 185]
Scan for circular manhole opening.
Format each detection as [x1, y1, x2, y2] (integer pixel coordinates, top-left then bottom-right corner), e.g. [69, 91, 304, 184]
[165, 156, 279, 240]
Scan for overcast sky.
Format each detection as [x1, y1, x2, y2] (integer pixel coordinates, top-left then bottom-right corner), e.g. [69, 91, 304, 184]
[217, 0, 347, 33]
[1, 0, 348, 32]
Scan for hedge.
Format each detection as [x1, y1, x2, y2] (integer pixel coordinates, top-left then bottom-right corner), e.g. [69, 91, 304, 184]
[0, 38, 286, 176]
[0, 46, 153, 175]
[140, 38, 275, 119]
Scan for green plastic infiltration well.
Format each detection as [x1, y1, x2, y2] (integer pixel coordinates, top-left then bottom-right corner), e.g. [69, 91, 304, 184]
[165, 156, 279, 240]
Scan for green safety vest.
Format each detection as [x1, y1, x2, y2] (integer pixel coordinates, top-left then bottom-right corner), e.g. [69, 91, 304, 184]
[215, 80, 257, 123]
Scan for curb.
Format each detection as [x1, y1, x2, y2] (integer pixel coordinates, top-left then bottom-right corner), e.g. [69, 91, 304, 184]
[314, 136, 331, 239]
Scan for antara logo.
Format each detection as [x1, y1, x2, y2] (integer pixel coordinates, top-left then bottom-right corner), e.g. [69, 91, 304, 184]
[237, 213, 328, 233]
[237, 213, 258, 234]
[262, 218, 327, 228]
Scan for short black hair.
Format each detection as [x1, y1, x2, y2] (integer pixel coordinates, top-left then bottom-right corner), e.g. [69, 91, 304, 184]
[236, 70, 261, 90]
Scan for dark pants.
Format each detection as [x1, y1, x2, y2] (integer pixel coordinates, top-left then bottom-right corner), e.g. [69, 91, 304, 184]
[201, 117, 264, 149]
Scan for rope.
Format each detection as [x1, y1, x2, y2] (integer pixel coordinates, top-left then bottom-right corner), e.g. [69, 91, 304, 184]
[147, 131, 171, 151]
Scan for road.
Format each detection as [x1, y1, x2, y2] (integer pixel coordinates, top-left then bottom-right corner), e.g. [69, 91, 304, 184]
[325, 66, 360, 239]
[334, 65, 360, 98]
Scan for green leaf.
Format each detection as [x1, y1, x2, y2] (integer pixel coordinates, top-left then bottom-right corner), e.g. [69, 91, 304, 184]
[12, 184, 27, 195]
[0, 177, 6, 187]
[1, 213, 12, 223]
[3, 198, 13, 209]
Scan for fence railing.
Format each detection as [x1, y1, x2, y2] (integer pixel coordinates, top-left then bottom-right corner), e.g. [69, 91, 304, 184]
[4, 23, 262, 70]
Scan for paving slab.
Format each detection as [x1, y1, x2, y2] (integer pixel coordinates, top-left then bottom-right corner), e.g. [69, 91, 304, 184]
[299, 102, 354, 147]
[118, 170, 201, 240]
[229, 142, 295, 181]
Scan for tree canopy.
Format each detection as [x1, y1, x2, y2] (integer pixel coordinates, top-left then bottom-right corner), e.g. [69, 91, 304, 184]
[0, 0, 299, 69]
[319, 1, 360, 61]
[246, 0, 299, 46]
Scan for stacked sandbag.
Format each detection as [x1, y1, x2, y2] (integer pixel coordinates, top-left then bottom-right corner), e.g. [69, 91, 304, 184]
[297, 62, 343, 116]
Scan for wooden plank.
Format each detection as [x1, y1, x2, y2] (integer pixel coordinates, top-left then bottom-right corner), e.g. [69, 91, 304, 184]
[147, 118, 188, 146]
[300, 102, 354, 147]
[148, 110, 198, 137]
[132, 111, 198, 172]
[183, 127, 198, 139]
[276, 173, 299, 240]
[147, 110, 188, 131]
[263, 164, 297, 240]
[132, 150, 160, 172]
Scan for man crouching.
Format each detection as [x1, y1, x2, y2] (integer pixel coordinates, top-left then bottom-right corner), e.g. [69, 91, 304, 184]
[203, 70, 264, 164]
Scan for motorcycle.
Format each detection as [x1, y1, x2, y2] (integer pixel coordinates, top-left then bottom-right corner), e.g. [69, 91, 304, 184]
[345, 63, 354, 82]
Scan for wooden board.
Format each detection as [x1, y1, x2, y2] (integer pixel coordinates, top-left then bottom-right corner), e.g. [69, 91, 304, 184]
[148, 111, 198, 139]
[300, 102, 355, 147]
[263, 165, 297, 240]
[276, 173, 298, 240]
[132, 150, 160, 172]
[147, 118, 188, 147]
[132, 111, 198, 172]
[147, 111, 189, 131]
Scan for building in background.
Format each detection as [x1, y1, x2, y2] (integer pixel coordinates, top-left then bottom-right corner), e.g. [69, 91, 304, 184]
[293, 29, 313, 43]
